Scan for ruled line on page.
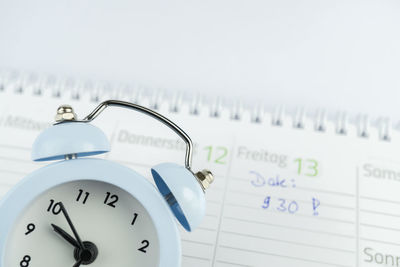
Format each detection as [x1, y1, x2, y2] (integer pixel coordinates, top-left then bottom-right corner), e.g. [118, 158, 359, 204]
[182, 254, 211, 262]
[0, 155, 32, 163]
[360, 222, 400, 232]
[360, 195, 400, 205]
[355, 167, 360, 267]
[215, 260, 252, 267]
[0, 181, 16, 187]
[230, 176, 356, 197]
[197, 226, 219, 232]
[0, 143, 30, 151]
[359, 208, 400, 218]
[221, 230, 355, 254]
[223, 216, 356, 239]
[219, 245, 353, 267]
[224, 202, 356, 225]
[0, 169, 28, 176]
[114, 159, 228, 178]
[182, 239, 214, 246]
[211, 139, 237, 266]
[359, 237, 400, 247]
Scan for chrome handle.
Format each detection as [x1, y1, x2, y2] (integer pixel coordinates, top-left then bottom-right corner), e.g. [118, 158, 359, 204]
[83, 100, 194, 169]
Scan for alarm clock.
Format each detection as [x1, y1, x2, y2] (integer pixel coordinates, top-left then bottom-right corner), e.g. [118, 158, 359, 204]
[0, 100, 214, 267]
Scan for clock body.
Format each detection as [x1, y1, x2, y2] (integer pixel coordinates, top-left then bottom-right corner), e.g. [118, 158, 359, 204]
[0, 158, 181, 267]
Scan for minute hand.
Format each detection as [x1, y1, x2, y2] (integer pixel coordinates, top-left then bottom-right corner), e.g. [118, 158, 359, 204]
[51, 223, 80, 248]
[59, 202, 85, 249]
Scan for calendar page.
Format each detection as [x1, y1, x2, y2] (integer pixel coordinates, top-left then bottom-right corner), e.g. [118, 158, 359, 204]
[1, 92, 400, 267]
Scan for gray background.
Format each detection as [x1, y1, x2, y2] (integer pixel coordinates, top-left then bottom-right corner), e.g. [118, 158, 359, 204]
[0, 0, 399, 119]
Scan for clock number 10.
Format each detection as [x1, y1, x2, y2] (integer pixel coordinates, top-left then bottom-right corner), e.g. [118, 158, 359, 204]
[47, 200, 62, 215]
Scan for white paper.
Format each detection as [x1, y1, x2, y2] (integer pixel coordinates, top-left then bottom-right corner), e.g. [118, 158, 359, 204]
[1, 92, 400, 267]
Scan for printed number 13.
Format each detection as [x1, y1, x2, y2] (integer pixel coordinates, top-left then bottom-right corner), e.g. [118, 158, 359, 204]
[294, 158, 319, 176]
[204, 146, 228, 164]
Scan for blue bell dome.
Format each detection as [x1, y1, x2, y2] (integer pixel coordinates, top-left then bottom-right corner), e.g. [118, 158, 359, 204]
[31, 122, 110, 162]
[151, 163, 206, 232]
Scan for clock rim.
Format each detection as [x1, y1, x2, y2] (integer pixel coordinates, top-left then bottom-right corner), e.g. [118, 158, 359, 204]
[0, 158, 181, 267]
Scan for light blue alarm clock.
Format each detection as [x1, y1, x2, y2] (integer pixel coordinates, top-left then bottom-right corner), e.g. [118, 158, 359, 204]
[0, 100, 214, 267]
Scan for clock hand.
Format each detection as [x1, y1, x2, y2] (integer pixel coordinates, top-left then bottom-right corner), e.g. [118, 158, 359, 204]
[59, 202, 85, 249]
[73, 259, 82, 267]
[51, 223, 80, 248]
[54, 202, 99, 265]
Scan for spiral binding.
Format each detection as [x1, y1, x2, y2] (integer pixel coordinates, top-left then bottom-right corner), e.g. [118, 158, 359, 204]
[0, 71, 395, 142]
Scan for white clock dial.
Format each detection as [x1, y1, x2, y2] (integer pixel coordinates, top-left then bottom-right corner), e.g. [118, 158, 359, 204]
[4, 180, 160, 267]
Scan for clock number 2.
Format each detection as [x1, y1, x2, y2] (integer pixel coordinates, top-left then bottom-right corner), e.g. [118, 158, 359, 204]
[104, 192, 119, 208]
[138, 240, 149, 253]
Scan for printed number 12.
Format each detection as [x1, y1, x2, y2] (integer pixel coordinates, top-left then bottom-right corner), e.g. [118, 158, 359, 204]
[204, 146, 228, 164]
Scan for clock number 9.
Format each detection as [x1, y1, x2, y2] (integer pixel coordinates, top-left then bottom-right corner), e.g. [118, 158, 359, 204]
[20, 255, 31, 267]
[47, 199, 62, 215]
[25, 223, 35, 235]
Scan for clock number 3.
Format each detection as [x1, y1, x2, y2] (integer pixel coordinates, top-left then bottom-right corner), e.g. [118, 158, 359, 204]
[138, 240, 149, 253]
[104, 192, 119, 208]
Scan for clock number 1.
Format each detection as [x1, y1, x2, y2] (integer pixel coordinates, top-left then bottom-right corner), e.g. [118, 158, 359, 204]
[76, 189, 90, 204]
[131, 213, 138, 226]
[104, 192, 119, 208]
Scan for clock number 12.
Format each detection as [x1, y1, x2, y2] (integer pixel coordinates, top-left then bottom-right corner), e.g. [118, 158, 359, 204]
[104, 192, 119, 208]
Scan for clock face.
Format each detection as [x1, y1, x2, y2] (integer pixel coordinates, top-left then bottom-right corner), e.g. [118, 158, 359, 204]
[4, 180, 160, 267]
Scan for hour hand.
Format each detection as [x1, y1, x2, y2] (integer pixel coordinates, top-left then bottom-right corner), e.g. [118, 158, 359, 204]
[51, 223, 80, 249]
[73, 259, 82, 267]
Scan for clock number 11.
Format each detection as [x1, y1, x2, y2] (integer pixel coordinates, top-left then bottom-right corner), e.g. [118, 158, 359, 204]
[76, 189, 90, 204]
